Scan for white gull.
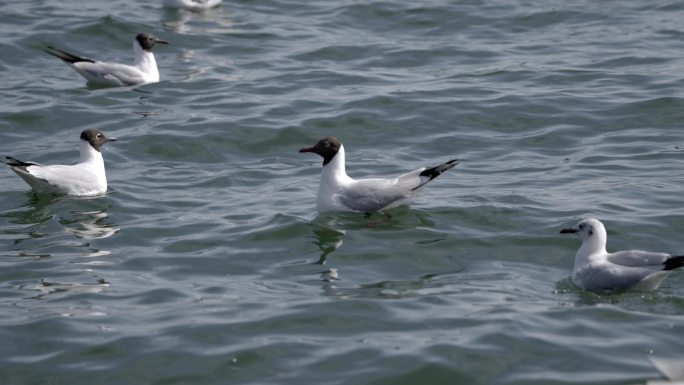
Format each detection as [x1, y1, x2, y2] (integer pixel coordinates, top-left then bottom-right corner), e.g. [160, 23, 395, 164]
[45, 32, 169, 87]
[4, 128, 117, 196]
[299, 136, 458, 213]
[560, 218, 684, 293]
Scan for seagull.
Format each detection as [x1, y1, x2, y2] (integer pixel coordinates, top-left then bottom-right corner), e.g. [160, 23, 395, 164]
[4, 128, 117, 196]
[299, 136, 458, 213]
[560, 218, 684, 293]
[162, 0, 222, 10]
[648, 356, 684, 385]
[45, 32, 169, 87]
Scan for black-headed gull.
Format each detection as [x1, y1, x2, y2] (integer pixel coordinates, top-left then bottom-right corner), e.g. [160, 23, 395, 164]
[4, 128, 117, 196]
[560, 218, 684, 293]
[45, 32, 169, 87]
[299, 136, 458, 213]
[162, 0, 222, 10]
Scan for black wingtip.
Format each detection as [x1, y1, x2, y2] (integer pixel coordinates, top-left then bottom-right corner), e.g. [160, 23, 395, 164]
[4, 156, 38, 172]
[664, 255, 684, 271]
[419, 159, 459, 180]
[5, 156, 26, 166]
[44, 46, 68, 61]
[45, 46, 95, 64]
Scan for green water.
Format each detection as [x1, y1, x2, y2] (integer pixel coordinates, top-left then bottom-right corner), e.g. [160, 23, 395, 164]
[2, 1, 684, 384]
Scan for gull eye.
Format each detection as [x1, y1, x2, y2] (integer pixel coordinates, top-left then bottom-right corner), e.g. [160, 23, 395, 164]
[96, 134, 102, 138]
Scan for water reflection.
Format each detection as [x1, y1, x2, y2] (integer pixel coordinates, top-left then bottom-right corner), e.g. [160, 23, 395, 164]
[305, 209, 440, 271]
[318, 271, 465, 300]
[39, 195, 119, 240]
[3, 193, 118, 261]
[160, 3, 235, 35]
[309, 223, 345, 265]
[60, 208, 119, 240]
[313, 207, 436, 231]
[20, 278, 110, 300]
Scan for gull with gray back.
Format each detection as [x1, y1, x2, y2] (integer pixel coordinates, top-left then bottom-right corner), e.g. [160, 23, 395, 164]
[560, 218, 684, 293]
[4, 128, 117, 196]
[299, 136, 458, 213]
[45, 32, 169, 87]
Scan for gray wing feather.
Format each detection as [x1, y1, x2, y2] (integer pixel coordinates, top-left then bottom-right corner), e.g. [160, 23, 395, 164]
[577, 264, 654, 292]
[338, 171, 423, 212]
[607, 250, 670, 267]
[339, 185, 408, 212]
[73, 62, 146, 86]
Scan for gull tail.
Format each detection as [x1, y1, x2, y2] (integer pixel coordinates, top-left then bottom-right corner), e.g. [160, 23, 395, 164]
[4, 156, 41, 172]
[412, 159, 458, 190]
[663, 255, 684, 271]
[45, 46, 95, 64]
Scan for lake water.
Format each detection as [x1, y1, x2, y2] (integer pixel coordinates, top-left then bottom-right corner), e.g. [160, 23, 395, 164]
[2, 1, 684, 384]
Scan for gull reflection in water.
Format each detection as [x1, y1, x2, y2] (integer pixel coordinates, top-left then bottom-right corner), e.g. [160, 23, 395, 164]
[12, 194, 117, 238]
[309, 223, 345, 265]
[61, 208, 119, 240]
[20, 278, 110, 300]
[161, 2, 235, 34]
[7, 194, 119, 261]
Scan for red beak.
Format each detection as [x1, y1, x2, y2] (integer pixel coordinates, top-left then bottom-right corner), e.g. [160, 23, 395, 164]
[299, 146, 314, 153]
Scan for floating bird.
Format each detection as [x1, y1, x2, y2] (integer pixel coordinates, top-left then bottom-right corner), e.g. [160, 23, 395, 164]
[45, 32, 169, 87]
[299, 136, 458, 213]
[560, 218, 684, 293]
[648, 355, 684, 385]
[4, 128, 117, 196]
[162, 0, 222, 10]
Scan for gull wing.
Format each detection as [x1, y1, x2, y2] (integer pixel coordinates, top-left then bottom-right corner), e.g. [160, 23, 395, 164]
[607, 250, 670, 267]
[576, 263, 656, 292]
[72, 62, 146, 86]
[338, 176, 413, 212]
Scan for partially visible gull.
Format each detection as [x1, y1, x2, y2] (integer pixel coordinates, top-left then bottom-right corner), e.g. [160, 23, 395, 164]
[162, 0, 222, 10]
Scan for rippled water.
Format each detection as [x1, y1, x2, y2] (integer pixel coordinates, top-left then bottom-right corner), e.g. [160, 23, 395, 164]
[2, 1, 684, 384]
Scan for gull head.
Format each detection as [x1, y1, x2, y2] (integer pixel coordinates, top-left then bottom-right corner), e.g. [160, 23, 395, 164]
[560, 218, 605, 241]
[299, 136, 342, 166]
[135, 32, 169, 52]
[80, 128, 117, 152]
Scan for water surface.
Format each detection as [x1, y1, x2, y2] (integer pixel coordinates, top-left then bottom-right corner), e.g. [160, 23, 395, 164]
[2, 1, 684, 384]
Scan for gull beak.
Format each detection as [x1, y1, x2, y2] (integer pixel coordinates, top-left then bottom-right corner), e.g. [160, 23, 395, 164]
[299, 146, 314, 153]
[106, 136, 118, 142]
[560, 228, 578, 234]
[156, 39, 170, 45]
